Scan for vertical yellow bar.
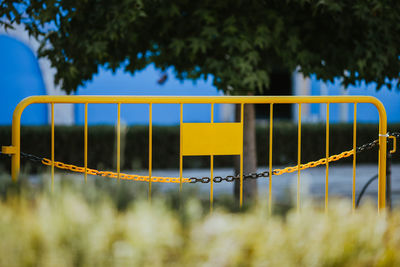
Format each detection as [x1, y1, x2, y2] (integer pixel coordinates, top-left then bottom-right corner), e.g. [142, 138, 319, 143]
[352, 103, 357, 211]
[84, 103, 88, 184]
[51, 103, 54, 192]
[376, 97, 388, 211]
[149, 103, 152, 201]
[297, 103, 302, 212]
[268, 103, 273, 214]
[378, 124, 387, 212]
[240, 103, 244, 208]
[210, 103, 214, 212]
[180, 103, 183, 192]
[210, 155, 214, 212]
[117, 103, 121, 182]
[325, 103, 329, 212]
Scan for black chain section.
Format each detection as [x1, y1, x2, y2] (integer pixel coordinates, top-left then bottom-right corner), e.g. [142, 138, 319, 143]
[5, 132, 400, 184]
[356, 139, 379, 153]
[390, 132, 400, 139]
[189, 170, 272, 184]
[20, 152, 44, 162]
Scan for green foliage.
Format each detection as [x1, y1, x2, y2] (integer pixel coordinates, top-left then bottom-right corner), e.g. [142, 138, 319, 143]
[0, 179, 399, 266]
[1, 123, 399, 173]
[2, 0, 400, 93]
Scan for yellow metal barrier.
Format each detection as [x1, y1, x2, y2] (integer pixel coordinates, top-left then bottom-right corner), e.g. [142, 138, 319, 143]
[1, 96, 388, 212]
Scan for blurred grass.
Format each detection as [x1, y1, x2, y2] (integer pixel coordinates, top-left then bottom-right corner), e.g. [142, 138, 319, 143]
[0, 174, 399, 266]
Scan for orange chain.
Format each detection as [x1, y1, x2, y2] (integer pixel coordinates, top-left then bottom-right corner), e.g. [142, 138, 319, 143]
[40, 149, 355, 183]
[41, 158, 190, 183]
[273, 150, 354, 175]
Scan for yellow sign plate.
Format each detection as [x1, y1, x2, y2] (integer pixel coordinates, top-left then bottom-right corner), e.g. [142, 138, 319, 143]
[182, 123, 243, 156]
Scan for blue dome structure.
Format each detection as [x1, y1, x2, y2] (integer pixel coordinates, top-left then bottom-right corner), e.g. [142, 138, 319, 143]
[0, 35, 47, 125]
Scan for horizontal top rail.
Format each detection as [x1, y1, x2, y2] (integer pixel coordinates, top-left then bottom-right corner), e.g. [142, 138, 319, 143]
[15, 95, 385, 104]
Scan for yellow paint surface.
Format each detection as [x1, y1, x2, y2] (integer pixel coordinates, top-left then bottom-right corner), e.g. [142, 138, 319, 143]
[182, 123, 243, 156]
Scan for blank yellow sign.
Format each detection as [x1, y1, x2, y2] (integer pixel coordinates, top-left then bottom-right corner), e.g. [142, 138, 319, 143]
[182, 123, 243, 156]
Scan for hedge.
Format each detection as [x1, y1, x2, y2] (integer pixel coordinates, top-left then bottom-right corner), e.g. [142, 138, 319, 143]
[0, 123, 399, 173]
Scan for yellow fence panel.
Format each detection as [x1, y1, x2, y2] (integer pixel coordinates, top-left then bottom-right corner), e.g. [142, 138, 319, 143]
[1, 95, 389, 212]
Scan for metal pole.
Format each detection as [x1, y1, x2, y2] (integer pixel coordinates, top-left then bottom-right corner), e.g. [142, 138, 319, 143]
[386, 151, 392, 211]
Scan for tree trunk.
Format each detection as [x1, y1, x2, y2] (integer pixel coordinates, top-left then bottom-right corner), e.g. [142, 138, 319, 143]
[234, 103, 258, 202]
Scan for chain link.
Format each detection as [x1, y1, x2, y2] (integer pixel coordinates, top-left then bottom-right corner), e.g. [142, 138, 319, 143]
[356, 139, 379, 153]
[13, 132, 399, 184]
[39, 158, 190, 183]
[389, 132, 400, 139]
[20, 152, 44, 162]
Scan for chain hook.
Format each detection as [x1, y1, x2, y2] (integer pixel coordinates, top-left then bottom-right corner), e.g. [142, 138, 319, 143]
[389, 135, 397, 154]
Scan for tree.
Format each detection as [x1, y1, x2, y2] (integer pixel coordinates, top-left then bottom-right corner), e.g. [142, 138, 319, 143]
[2, 0, 400, 201]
